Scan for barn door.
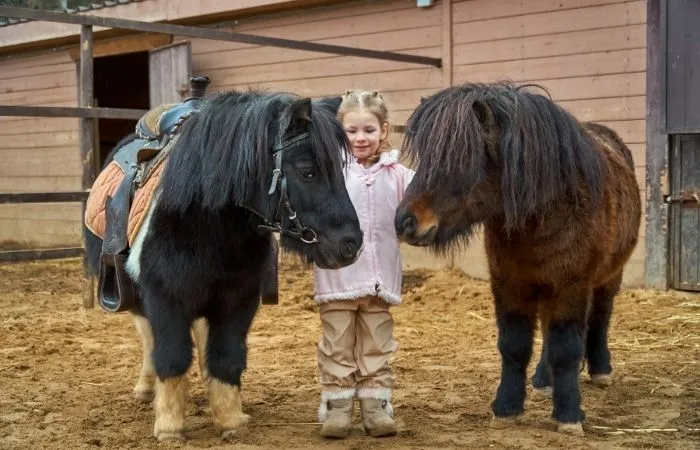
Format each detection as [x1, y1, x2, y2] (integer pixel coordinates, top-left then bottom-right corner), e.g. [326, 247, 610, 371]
[662, 0, 700, 291]
[148, 41, 192, 107]
[669, 136, 700, 291]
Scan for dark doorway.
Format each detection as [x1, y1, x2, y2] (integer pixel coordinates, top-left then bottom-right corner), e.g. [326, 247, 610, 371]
[93, 51, 150, 167]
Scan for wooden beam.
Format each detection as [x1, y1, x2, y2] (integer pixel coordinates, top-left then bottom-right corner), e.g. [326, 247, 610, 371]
[0, 247, 83, 263]
[67, 33, 172, 60]
[0, 105, 147, 119]
[0, 6, 442, 67]
[80, 24, 96, 309]
[0, 192, 89, 204]
[645, 0, 669, 289]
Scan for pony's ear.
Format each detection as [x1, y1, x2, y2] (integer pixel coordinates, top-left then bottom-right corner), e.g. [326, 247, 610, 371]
[314, 96, 342, 115]
[286, 97, 312, 131]
[472, 100, 495, 130]
[473, 99, 500, 159]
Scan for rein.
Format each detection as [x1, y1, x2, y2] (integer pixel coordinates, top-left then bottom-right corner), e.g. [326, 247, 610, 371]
[240, 131, 319, 244]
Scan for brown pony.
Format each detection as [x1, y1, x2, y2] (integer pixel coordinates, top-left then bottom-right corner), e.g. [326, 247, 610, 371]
[395, 82, 641, 435]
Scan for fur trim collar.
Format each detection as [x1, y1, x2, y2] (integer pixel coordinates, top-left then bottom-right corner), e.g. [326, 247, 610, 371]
[351, 149, 401, 170]
[314, 286, 401, 305]
[378, 149, 401, 166]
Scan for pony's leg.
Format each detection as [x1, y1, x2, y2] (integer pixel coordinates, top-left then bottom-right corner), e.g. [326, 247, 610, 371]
[587, 274, 621, 388]
[490, 280, 537, 425]
[132, 314, 156, 402]
[153, 376, 188, 442]
[205, 291, 259, 439]
[147, 301, 193, 441]
[542, 286, 590, 436]
[531, 329, 552, 399]
[192, 318, 210, 388]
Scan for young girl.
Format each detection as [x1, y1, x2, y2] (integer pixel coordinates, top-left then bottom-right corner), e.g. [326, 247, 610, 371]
[313, 90, 414, 438]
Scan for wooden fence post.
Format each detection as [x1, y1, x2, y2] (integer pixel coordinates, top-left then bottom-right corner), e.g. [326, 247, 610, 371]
[442, 0, 455, 268]
[80, 24, 96, 309]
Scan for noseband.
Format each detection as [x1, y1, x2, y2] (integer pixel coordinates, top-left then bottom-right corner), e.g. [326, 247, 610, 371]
[249, 131, 319, 244]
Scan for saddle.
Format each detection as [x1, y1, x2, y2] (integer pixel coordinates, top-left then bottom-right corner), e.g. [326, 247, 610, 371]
[93, 77, 210, 313]
[88, 76, 279, 313]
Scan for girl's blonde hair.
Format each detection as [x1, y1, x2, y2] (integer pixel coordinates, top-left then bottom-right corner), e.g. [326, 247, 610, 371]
[337, 90, 392, 163]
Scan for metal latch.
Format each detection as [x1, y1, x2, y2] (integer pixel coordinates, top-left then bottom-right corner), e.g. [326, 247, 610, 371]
[664, 187, 700, 206]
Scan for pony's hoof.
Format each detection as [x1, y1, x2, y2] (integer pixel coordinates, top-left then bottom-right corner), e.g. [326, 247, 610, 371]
[531, 386, 553, 401]
[220, 425, 248, 441]
[154, 430, 185, 442]
[133, 388, 154, 403]
[557, 421, 584, 436]
[216, 413, 249, 440]
[490, 415, 519, 429]
[591, 374, 613, 388]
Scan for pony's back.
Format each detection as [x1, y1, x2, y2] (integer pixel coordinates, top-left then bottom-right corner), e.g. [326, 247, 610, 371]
[583, 122, 635, 169]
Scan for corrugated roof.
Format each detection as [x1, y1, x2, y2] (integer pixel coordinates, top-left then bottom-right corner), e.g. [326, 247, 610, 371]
[0, 0, 142, 27]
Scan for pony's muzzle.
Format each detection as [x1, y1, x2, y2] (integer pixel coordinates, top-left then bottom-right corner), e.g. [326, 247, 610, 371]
[395, 209, 437, 246]
[318, 226, 363, 269]
[340, 236, 362, 262]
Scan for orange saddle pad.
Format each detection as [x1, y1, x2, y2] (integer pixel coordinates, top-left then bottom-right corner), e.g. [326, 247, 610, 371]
[84, 157, 167, 247]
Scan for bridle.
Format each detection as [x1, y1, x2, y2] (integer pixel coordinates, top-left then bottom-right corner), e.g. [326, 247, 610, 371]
[242, 131, 319, 244]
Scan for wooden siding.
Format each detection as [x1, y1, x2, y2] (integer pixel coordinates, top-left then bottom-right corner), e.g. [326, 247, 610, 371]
[183, 0, 443, 133]
[0, 0, 649, 286]
[449, 0, 647, 286]
[0, 50, 81, 249]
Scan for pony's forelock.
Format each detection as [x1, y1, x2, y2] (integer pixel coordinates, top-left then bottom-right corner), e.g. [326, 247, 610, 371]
[405, 81, 605, 229]
[157, 89, 348, 214]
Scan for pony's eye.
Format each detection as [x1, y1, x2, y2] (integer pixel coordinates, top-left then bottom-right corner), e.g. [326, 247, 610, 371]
[300, 168, 315, 180]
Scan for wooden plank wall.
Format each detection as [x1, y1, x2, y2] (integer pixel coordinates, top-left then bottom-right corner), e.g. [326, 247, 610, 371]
[185, 0, 647, 285]
[448, 0, 647, 286]
[182, 0, 443, 139]
[0, 51, 82, 249]
[0, 0, 649, 286]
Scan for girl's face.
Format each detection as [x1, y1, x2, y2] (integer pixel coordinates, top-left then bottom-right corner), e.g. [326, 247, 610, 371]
[342, 110, 388, 162]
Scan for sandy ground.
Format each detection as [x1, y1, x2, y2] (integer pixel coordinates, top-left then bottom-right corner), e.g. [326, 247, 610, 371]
[0, 258, 698, 449]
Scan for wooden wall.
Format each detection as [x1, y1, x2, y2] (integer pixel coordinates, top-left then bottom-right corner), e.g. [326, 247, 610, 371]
[0, 51, 82, 249]
[0, 0, 648, 285]
[446, 0, 647, 286]
[182, 0, 442, 140]
[181, 0, 647, 285]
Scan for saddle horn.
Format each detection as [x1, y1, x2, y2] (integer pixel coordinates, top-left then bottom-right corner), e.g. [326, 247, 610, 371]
[190, 76, 211, 99]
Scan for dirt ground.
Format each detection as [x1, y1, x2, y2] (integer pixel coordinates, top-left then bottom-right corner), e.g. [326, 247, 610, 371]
[1, 258, 698, 450]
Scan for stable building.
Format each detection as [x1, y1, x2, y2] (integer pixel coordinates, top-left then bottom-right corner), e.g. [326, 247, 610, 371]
[0, 0, 697, 291]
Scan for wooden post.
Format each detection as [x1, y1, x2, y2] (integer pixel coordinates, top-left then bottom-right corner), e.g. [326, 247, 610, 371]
[80, 24, 96, 309]
[442, 0, 455, 268]
[645, 0, 669, 289]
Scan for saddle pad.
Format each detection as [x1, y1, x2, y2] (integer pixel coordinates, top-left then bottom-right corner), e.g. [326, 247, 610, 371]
[85, 158, 167, 247]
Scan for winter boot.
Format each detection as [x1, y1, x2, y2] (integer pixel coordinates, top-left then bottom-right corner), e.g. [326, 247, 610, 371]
[360, 398, 397, 437]
[318, 395, 354, 438]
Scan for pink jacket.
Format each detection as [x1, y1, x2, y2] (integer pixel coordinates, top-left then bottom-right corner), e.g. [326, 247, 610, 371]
[313, 149, 415, 305]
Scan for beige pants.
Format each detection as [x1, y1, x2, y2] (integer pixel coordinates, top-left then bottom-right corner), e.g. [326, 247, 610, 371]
[317, 296, 398, 394]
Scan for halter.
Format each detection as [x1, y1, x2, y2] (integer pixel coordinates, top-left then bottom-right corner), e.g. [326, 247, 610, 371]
[244, 131, 319, 244]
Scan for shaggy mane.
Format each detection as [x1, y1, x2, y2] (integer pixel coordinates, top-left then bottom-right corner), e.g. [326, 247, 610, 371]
[403, 81, 605, 228]
[158, 89, 348, 214]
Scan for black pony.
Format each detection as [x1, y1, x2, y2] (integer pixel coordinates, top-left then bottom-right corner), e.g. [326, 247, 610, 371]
[84, 91, 361, 441]
[396, 82, 641, 435]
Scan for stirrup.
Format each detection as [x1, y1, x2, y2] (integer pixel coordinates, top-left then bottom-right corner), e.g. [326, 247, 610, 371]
[98, 253, 137, 312]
